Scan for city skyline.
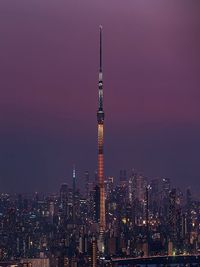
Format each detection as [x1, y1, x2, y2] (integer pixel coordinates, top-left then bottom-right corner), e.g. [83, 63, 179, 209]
[0, 0, 200, 194]
[0, 1, 200, 265]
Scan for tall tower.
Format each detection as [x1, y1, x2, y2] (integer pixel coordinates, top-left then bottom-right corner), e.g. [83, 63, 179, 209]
[97, 26, 106, 233]
[72, 165, 76, 224]
[73, 165, 76, 195]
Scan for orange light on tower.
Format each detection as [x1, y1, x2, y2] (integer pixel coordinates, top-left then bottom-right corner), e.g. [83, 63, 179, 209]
[97, 26, 106, 240]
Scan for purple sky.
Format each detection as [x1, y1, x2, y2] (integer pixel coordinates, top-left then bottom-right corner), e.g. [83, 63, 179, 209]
[0, 0, 200, 194]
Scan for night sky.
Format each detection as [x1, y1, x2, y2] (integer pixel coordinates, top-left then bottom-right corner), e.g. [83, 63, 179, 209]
[0, 0, 200, 194]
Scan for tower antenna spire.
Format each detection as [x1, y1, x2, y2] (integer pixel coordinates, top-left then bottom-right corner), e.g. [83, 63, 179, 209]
[100, 25, 103, 72]
[98, 26, 104, 111]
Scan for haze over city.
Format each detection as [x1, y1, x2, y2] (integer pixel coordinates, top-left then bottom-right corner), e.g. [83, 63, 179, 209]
[0, 0, 199, 194]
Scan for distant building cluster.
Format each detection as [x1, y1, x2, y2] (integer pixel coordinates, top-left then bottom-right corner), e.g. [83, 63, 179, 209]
[0, 170, 199, 266]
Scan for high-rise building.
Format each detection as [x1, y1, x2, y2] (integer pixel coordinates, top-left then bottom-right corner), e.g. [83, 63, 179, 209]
[149, 178, 161, 216]
[168, 188, 177, 242]
[161, 178, 171, 218]
[94, 185, 100, 223]
[84, 171, 89, 199]
[72, 165, 76, 224]
[60, 183, 68, 216]
[131, 172, 146, 203]
[105, 176, 114, 200]
[97, 26, 106, 237]
[84, 171, 93, 201]
[119, 170, 127, 187]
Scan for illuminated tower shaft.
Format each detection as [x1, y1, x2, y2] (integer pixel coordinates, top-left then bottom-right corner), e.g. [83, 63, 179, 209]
[97, 26, 105, 231]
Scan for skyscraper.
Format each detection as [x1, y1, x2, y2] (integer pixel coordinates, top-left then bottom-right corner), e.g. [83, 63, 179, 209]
[97, 26, 106, 242]
[119, 170, 127, 187]
[72, 165, 76, 224]
[84, 171, 90, 199]
[169, 188, 177, 242]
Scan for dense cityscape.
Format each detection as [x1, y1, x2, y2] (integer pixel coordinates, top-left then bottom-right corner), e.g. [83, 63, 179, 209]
[0, 172, 200, 266]
[1, 1, 200, 266]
